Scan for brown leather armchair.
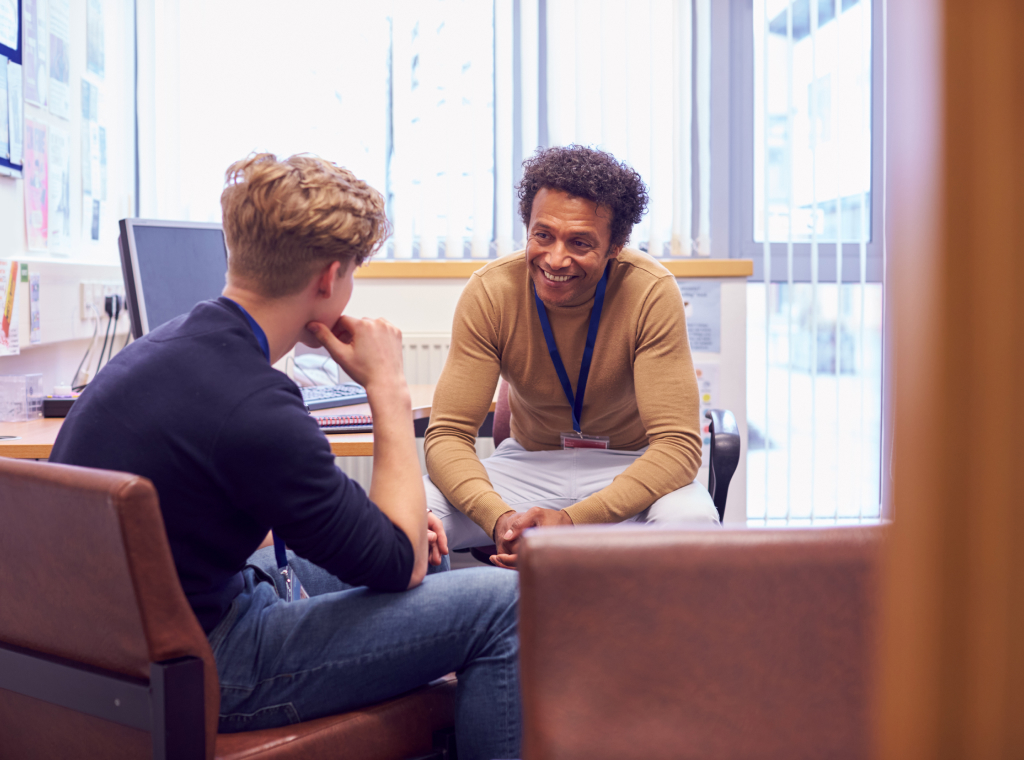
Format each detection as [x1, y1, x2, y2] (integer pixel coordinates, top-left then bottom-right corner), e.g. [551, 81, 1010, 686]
[518, 524, 887, 760]
[0, 456, 456, 760]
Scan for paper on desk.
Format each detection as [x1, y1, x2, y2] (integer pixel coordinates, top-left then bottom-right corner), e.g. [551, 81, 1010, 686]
[0, 260, 20, 356]
[694, 362, 719, 467]
[6, 59, 21, 163]
[0, 0, 17, 51]
[48, 126, 70, 252]
[48, 0, 70, 120]
[23, 0, 47, 107]
[24, 119, 47, 250]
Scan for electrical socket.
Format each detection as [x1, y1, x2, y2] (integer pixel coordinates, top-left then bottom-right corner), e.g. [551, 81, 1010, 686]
[80, 280, 125, 321]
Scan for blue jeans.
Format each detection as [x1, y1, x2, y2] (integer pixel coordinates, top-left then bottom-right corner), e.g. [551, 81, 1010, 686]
[208, 548, 521, 760]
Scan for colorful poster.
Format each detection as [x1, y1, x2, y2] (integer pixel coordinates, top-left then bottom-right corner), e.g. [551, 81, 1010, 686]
[47, 126, 70, 252]
[6, 60, 21, 163]
[694, 362, 719, 466]
[48, 0, 70, 120]
[679, 280, 722, 353]
[0, 0, 17, 50]
[86, 0, 104, 78]
[23, 119, 47, 250]
[23, 0, 48, 107]
[0, 260, 19, 356]
[0, 54, 8, 159]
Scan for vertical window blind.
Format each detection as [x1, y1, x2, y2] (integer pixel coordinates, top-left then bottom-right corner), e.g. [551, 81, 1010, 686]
[746, 0, 882, 524]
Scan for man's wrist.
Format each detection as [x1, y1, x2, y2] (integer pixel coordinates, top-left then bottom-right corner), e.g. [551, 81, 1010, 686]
[492, 510, 515, 543]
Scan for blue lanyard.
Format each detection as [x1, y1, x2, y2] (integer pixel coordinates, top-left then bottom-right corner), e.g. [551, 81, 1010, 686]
[532, 263, 609, 434]
[224, 298, 289, 572]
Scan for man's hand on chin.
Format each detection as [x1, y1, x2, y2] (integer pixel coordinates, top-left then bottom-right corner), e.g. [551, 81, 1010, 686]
[490, 507, 573, 570]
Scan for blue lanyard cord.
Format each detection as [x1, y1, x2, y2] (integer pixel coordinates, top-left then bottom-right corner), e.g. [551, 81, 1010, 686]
[533, 263, 610, 434]
[224, 299, 288, 568]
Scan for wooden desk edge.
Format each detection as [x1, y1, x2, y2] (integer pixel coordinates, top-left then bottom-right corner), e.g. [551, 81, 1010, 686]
[0, 397, 496, 460]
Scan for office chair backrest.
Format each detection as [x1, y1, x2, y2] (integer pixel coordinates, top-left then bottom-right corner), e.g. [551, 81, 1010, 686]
[519, 524, 887, 760]
[0, 457, 219, 759]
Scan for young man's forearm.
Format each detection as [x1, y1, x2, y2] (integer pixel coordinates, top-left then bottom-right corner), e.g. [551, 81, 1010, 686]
[366, 380, 429, 586]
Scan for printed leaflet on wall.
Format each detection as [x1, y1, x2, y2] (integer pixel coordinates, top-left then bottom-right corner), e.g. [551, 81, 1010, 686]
[48, 127, 70, 252]
[48, 0, 70, 119]
[6, 60, 21, 164]
[0, 54, 8, 159]
[0, 0, 17, 50]
[23, 0, 48, 107]
[679, 280, 722, 353]
[24, 119, 47, 250]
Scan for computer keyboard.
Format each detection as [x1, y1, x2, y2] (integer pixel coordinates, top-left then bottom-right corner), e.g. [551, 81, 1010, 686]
[300, 383, 369, 411]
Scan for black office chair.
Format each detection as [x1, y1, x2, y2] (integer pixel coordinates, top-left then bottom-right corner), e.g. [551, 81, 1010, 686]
[465, 382, 742, 564]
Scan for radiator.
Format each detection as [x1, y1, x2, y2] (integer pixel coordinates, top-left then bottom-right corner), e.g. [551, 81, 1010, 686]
[337, 333, 496, 489]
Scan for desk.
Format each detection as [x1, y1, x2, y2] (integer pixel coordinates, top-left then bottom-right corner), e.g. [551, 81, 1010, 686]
[0, 384, 481, 460]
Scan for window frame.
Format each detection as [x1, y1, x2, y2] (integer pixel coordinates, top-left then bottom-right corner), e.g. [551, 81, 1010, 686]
[730, 0, 885, 283]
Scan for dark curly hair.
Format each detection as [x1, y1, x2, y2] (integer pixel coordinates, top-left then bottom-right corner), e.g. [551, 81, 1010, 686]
[517, 145, 649, 250]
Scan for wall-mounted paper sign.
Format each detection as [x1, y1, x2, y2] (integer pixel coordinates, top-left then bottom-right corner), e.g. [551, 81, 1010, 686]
[679, 280, 721, 354]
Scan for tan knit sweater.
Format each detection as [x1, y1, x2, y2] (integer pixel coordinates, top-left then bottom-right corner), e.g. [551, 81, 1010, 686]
[423, 248, 703, 539]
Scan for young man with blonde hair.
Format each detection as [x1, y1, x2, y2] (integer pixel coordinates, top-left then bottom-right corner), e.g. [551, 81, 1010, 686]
[52, 153, 521, 759]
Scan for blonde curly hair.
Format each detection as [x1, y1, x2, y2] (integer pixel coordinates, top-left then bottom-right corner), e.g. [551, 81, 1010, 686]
[221, 153, 391, 297]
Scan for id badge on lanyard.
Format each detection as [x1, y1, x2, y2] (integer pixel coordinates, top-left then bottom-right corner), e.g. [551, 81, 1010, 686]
[534, 263, 612, 451]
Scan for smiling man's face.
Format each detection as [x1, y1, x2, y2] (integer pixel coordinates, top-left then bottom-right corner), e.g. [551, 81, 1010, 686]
[526, 187, 621, 308]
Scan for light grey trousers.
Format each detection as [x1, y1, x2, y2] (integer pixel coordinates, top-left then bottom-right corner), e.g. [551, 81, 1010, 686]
[424, 438, 720, 551]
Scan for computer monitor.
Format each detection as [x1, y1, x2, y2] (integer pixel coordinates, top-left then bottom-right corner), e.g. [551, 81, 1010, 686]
[118, 219, 229, 338]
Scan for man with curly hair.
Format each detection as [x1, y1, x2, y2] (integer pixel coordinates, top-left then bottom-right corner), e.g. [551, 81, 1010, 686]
[424, 145, 718, 568]
[52, 154, 520, 759]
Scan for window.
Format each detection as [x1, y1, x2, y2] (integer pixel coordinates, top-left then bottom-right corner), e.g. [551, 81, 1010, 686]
[735, 0, 884, 522]
[145, 0, 714, 261]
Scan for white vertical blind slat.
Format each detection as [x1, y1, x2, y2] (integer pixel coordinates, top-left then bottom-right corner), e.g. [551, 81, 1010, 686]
[470, 0, 494, 258]
[833, 0, 843, 517]
[520, 0, 540, 162]
[809, 0, 820, 518]
[671, 0, 692, 257]
[647, 0, 674, 258]
[494, 0, 515, 255]
[390, 2, 414, 259]
[761, 0, 771, 518]
[785, 0, 795, 520]
[694, 0, 711, 256]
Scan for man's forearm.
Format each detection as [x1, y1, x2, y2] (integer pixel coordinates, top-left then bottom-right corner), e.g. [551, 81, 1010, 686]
[366, 380, 428, 584]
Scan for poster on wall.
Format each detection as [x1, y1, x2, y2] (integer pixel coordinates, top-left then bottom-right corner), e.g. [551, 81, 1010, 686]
[0, 0, 18, 50]
[47, 127, 70, 252]
[29, 272, 41, 344]
[86, 0, 104, 78]
[23, 119, 48, 250]
[679, 280, 722, 353]
[694, 362, 720, 467]
[6, 59, 21, 163]
[0, 54, 8, 159]
[23, 0, 48, 108]
[0, 260, 20, 357]
[48, 0, 70, 120]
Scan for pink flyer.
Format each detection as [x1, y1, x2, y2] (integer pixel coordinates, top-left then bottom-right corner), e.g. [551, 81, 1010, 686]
[23, 120, 48, 251]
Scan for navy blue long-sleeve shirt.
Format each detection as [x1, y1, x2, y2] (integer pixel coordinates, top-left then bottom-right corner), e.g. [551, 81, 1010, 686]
[51, 298, 413, 632]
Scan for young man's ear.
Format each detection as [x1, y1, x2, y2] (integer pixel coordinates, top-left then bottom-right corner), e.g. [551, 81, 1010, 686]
[316, 261, 344, 298]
